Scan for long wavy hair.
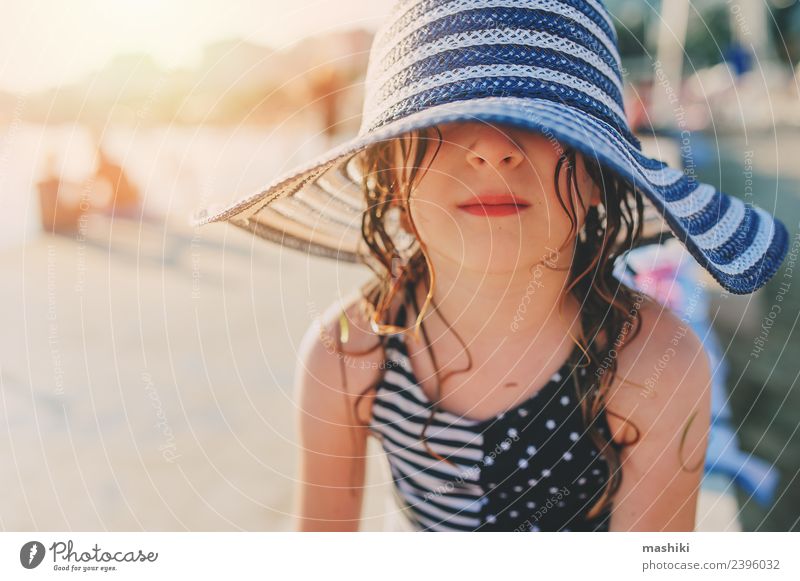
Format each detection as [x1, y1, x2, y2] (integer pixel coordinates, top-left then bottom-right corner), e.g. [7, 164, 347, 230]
[333, 123, 655, 522]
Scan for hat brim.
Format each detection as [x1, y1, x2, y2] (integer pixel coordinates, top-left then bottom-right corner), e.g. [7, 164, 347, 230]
[191, 96, 789, 295]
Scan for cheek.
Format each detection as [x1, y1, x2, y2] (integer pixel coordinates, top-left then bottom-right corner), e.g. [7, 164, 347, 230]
[523, 177, 573, 231]
[547, 165, 594, 229]
[407, 169, 455, 225]
[408, 190, 461, 244]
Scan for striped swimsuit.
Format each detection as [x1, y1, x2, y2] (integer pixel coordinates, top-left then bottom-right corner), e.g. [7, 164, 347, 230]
[368, 303, 622, 532]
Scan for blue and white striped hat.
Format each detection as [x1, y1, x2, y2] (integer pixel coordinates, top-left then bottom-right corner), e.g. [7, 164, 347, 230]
[192, 0, 789, 295]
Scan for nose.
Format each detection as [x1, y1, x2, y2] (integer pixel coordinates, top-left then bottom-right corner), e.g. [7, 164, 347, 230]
[465, 125, 524, 172]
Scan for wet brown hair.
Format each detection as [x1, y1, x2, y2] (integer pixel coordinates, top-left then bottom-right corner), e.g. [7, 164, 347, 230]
[332, 123, 660, 522]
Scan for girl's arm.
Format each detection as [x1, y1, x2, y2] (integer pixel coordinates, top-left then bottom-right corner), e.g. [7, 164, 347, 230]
[607, 304, 713, 531]
[293, 310, 374, 531]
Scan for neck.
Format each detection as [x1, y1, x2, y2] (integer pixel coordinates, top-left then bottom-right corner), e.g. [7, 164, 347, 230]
[408, 246, 580, 344]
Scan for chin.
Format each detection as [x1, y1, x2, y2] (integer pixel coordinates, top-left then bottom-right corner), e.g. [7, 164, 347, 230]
[418, 222, 561, 270]
[444, 243, 549, 275]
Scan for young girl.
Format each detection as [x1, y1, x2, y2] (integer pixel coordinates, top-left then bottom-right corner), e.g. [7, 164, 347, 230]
[192, 0, 789, 532]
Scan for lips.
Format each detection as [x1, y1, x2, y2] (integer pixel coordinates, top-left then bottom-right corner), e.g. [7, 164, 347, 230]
[456, 192, 530, 217]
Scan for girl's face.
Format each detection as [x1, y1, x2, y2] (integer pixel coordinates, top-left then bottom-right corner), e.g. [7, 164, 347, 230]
[402, 121, 600, 274]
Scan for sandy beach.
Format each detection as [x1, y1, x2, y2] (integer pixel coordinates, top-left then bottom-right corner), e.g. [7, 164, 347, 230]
[0, 212, 402, 531]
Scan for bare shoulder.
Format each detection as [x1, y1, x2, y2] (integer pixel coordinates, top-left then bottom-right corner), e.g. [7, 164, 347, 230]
[603, 294, 713, 530]
[604, 294, 713, 444]
[295, 286, 389, 419]
[294, 285, 392, 530]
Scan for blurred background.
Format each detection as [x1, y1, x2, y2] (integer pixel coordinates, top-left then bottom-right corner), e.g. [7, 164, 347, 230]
[1, 0, 799, 531]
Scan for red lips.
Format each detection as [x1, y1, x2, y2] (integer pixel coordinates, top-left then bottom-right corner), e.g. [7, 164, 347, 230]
[456, 192, 530, 217]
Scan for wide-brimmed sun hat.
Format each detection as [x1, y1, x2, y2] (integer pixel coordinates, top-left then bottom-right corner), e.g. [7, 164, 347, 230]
[191, 0, 789, 295]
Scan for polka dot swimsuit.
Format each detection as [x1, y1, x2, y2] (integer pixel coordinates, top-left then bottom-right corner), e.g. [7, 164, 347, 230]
[368, 303, 622, 532]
